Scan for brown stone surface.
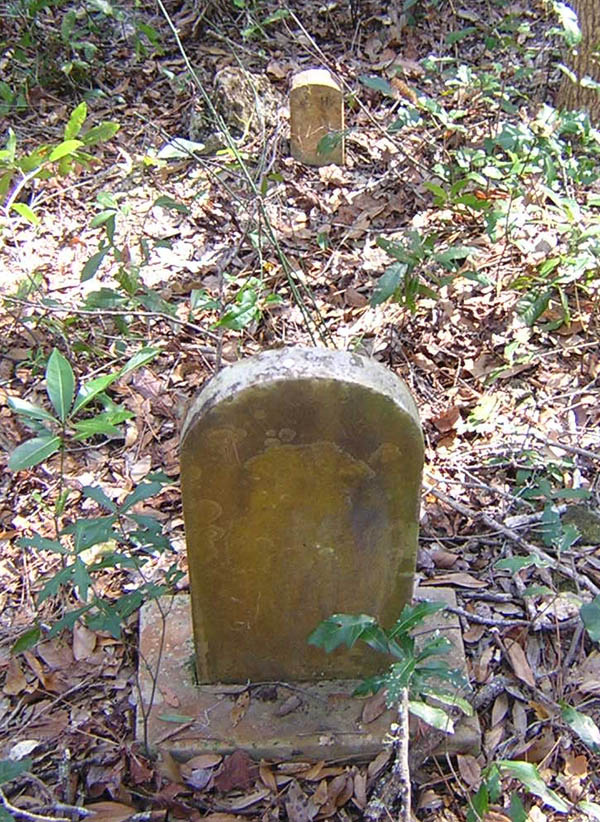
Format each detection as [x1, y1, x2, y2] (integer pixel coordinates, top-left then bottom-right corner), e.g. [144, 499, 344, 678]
[290, 69, 344, 166]
[136, 589, 480, 763]
[180, 347, 423, 682]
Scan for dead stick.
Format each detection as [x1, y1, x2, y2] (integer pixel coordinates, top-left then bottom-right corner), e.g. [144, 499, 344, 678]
[425, 485, 600, 596]
[365, 688, 411, 822]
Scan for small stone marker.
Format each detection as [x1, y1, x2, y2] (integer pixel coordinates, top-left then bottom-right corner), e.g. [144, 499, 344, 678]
[180, 347, 423, 683]
[290, 69, 344, 166]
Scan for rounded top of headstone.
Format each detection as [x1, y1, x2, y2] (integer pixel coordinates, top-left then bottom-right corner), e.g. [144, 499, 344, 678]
[181, 346, 421, 443]
[291, 69, 341, 90]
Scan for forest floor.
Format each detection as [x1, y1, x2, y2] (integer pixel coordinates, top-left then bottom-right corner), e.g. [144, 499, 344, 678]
[1, 0, 600, 820]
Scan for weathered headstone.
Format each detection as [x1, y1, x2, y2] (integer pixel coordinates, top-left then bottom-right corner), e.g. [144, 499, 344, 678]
[289, 69, 345, 166]
[180, 347, 423, 683]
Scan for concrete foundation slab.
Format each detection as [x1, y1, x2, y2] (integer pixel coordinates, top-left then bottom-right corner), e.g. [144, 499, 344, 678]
[136, 588, 480, 764]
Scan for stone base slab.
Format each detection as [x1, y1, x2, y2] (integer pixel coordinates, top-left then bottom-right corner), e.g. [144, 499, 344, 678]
[136, 588, 480, 763]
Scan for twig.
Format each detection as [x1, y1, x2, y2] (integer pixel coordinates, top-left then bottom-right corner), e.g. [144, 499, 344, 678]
[425, 485, 600, 596]
[0, 788, 70, 822]
[5, 298, 220, 342]
[442, 603, 528, 627]
[365, 688, 411, 822]
[528, 430, 600, 462]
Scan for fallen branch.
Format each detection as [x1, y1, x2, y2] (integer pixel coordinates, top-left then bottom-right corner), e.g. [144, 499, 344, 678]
[365, 688, 411, 822]
[425, 485, 600, 596]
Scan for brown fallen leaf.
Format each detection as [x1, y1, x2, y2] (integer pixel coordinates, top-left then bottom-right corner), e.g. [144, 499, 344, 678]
[432, 405, 461, 433]
[4, 657, 27, 695]
[214, 750, 255, 792]
[86, 801, 148, 822]
[285, 780, 315, 822]
[73, 621, 97, 660]
[505, 639, 535, 687]
[227, 788, 270, 811]
[353, 771, 367, 809]
[361, 689, 388, 724]
[457, 754, 481, 788]
[367, 749, 391, 779]
[276, 693, 302, 716]
[259, 762, 278, 792]
[562, 753, 587, 802]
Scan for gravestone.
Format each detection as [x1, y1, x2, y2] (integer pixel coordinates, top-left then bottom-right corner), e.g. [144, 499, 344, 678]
[180, 347, 423, 683]
[289, 69, 345, 166]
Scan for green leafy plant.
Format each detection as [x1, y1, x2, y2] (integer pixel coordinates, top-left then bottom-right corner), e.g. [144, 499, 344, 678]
[7, 346, 182, 650]
[8, 345, 158, 471]
[216, 275, 282, 331]
[309, 601, 472, 733]
[13, 473, 181, 648]
[468, 758, 600, 820]
[0, 757, 34, 821]
[370, 230, 481, 311]
[79, 191, 191, 325]
[1, 0, 162, 111]
[0, 102, 119, 225]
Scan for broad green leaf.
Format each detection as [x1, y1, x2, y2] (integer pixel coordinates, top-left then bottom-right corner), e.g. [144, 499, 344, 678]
[408, 700, 454, 733]
[518, 289, 552, 327]
[0, 758, 33, 786]
[18, 535, 68, 555]
[390, 600, 445, 638]
[8, 436, 61, 470]
[73, 557, 92, 600]
[359, 75, 397, 98]
[12, 627, 41, 654]
[73, 373, 118, 413]
[64, 102, 87, 139]
[509, 793, 527, 822]
[8, 397, 57, 423]
[46, 348, 75, 421]
[47, 605, 92, 638]
[370, 263, 406, 306]
[353, 676, 386, 697]
[157, 714, 196, 723]
[48, 139, 83, 162]
[578, 801, 600, 820]
[386, 659, 416, 698]
[554, 488, 590, 500]
[580, 597, 600, 642]
[496, 761, 569, 813]
[445, 27, 477, 44]
[38, 565, 73, 604]
[63, 516, 116, 553]
[81, 246, 110, 282]
[82, 122, 119, 145]
[419, 687, 473, 716]
[153, 195, 189, 214]
[119, 481, 164, 513]
[72, 415, 127, 440]
[416, 635, 452, 660]
[82, 485, 117, 512]
[308, 613, 378, 652]
[11, 202, 39, 225]
[86, 608, 122, 638]
[467, 784, 489, 822]
[495, 553, 552, 571]
[120, 346, 160, 376]
[561, 703, 600, 751]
